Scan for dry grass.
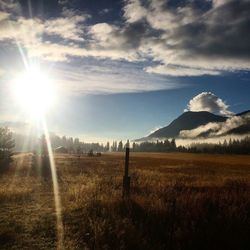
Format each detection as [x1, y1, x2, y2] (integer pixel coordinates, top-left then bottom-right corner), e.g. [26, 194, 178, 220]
[1, 152, 250, 249]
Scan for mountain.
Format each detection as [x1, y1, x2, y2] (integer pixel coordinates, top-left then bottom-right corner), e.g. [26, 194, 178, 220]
[136, 110, 250, 141]
[236, 110, 250, 117]
[147, 111, 227, 139]
[226, 110, 250, 135]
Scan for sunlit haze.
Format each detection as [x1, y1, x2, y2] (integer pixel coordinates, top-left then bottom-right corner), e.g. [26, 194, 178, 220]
[13, 66, 56, 118]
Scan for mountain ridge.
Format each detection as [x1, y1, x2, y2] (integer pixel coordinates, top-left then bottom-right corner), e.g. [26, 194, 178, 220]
[137, 110, 250, 141]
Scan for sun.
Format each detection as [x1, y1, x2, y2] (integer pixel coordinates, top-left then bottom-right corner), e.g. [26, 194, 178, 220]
[13, 67, 56, 117]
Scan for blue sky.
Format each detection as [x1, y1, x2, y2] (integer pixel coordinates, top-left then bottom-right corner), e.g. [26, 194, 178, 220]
[0, 0, 250, 142]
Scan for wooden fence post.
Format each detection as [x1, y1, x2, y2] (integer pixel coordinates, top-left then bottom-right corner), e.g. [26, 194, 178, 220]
[123, 147, 130, 198]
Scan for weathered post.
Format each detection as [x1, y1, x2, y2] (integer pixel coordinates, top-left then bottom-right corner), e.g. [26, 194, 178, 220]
[123, 147, 131, 198]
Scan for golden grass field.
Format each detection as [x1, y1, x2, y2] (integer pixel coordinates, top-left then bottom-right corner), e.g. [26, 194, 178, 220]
[1, 152, 250, 250]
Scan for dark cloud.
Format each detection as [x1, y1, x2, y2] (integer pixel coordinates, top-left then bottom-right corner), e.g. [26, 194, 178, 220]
[172, 0, 250, 60]
[123, 0, 250, 75]
[121, 21, 160, 49]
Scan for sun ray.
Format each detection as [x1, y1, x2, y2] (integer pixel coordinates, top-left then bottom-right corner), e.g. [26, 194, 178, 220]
[41, 117, 64, 249]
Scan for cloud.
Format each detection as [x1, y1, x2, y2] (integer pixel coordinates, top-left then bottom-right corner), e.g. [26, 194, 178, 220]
[0, 11, 139, 62]
[0, 9, 91, 61]
[180, 113, 250, 138]
[99, 8, 111, 15]
[58, 0, 69, 5]
[53, 61, 178, 95]
[0, 10, 9, 21]
[0, 12, 88, 42]
[89, 23, 122, 49]
[0, 121, 29, 131]
[43, 15, 88, 41]
[145, 64, 221, 76]
[88, 22, 143, 61]
[0, 0, 20, 12]
[0, 67, 4, 76]
[121, 0, 250, 76]
[213, 0, 229, 8]
[0, 0, 250, 77]
[186, 92, 233, 116]
[180, 122, 221, 138]
[176, 133, 250, 147]
[123, 0, 147, 23]
[148, 126, 163, 136]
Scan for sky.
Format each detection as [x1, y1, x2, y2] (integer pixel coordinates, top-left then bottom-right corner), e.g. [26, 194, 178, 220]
[0, 0, 250, 142]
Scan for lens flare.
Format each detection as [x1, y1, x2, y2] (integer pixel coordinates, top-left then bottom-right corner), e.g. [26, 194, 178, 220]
[13, 64, 64, 248]
[42, 118, 64, 249]
[13, 66, 56, 117]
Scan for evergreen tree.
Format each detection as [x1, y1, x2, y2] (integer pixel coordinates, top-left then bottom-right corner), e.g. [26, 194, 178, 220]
[0, 127, 15, 169]
[132, 142, 136, 151]
[111, 141, 117, 152]
[118, 140, 123, 152]
[105, 141, 110, 152]
[40, 134, 51, 179]
[170, 138, 176, 150]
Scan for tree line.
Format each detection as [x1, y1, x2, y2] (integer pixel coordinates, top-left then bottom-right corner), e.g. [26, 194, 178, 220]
[2, 126, 250, 172]
[131, 139, 177, 152]
[185, 137, 250, 154]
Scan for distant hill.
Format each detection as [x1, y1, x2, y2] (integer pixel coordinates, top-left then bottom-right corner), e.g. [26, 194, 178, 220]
[236, 110, 250, 116]
[147, 111, 227, 139]
[137, 110, 250, 141]
[227, 110, 250, 135]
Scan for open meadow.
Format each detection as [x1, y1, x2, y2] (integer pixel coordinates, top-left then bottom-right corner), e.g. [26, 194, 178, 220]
[1, 152, 250, 250]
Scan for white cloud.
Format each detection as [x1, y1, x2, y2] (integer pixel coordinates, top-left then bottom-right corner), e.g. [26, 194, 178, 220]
[0, 14, 139, 62]
[0, 67, 4, 76]
[213, 0, 230, 8]
[0, 14, 87, 43]
[121, 0, 250, 76]
[180, 122, 221, 138]
[53, 62, 178, 95]
[0, 11, 9, 21]
[123, 0, 147, 23]
[148, 126, 163, 136]
[180, 114, 250, 138]
[176, 134, 250, 147]
[44, 15, 87, 41]
[89, 23, 117, 46]
[88, 22, 141, 61]
[26, 42, 86, 62]
[0, 0, 250, 77]
[145, 64, 221, 76]
[0, 11, 91, 61]
[186, 92, 233, 116]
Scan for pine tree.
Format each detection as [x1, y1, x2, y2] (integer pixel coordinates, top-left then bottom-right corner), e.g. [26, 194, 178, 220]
[106, 141, 110, 152]
[132, 142, 136, 152]
[170, 138, 176, 150]
[39, 134, 51, 179]
[125, 139, 130, 148]
[0, 127, 15, 168]
[118, 141, 123, 152]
